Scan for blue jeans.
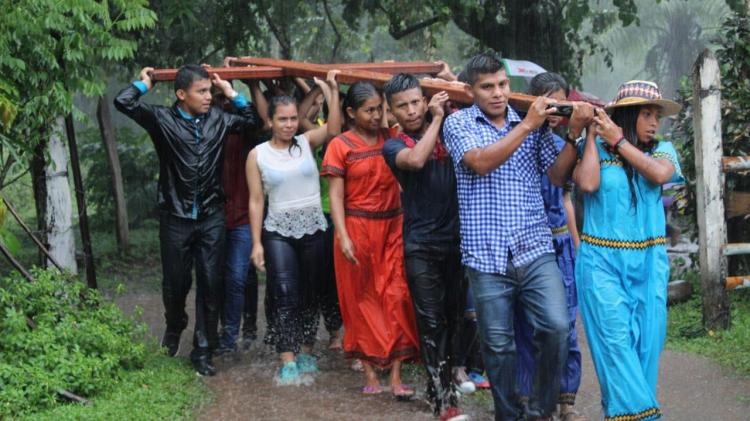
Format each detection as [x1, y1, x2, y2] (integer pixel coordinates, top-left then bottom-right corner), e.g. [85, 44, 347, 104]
[220, 224, 257, 349]
[466, 253, 569, 421]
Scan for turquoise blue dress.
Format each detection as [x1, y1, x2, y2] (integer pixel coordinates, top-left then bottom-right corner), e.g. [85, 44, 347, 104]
[575, 138, 683, 421]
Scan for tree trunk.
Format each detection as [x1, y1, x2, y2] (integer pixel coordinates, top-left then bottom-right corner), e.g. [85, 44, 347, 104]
[30, 134, 48, 267]
[96, 95, 129, 251]
[44, 117, 77, 273]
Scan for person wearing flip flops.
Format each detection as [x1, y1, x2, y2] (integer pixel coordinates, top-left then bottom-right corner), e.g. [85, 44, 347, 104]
[382, 73, 468, 421]
[322, 82, 420, 400]
[246, 71, 342, 385]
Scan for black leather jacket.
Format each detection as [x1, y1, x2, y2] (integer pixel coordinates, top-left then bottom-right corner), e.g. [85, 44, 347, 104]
[114, 84, 262, 219]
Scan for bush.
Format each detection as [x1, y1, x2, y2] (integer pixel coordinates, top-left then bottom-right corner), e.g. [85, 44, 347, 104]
[79, 126, 159, 229]
[0, 268, 147, 417]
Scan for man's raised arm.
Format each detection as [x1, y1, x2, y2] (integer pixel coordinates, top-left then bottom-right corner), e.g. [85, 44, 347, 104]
[113, 67, 160, 135]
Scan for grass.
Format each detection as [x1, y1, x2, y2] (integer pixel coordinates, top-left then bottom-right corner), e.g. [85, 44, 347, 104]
[667, 270, 750, 376]
[25, 350, 211, 421]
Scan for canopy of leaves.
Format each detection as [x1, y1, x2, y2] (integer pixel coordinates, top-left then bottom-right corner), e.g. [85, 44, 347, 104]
[0, 0, 156, 186]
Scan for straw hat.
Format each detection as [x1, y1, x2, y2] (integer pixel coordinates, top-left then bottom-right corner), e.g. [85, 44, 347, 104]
[605, 80, 681, 116]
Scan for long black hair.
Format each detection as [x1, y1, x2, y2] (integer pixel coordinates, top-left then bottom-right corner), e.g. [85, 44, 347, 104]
[343, 81, 380, 127]
[610, 105, 658, 207]
[268, 95, 301, 155]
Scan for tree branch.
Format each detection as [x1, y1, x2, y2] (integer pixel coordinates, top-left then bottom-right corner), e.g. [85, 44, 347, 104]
[388, 15, 443, 40]
[322, 0, 342, 62]
[259, 0, 293, 59]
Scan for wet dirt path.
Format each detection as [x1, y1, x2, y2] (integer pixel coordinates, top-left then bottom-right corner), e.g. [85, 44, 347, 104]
[114, 285, 750, 420]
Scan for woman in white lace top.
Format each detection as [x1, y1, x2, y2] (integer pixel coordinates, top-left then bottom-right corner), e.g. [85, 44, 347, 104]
[245, 70, 341, 384]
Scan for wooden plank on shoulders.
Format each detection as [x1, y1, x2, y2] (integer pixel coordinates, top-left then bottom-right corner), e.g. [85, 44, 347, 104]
[151, 66, 284, 82]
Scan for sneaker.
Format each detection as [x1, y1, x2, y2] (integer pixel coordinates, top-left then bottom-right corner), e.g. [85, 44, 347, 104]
[296, 353, 319, 374]
[468, 371, 490, 389]
[193, 357, 217, 377]
[452, 367, 476, 394]
[161, 330, 181, 357]
[239, 335, 254, 351]
[278, 361, 300, 385]
[440, 407, 469, 421]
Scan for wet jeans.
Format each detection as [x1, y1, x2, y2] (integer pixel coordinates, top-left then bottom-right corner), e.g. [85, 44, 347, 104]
[159, 210, 225, 362]
[263, 229, 324, 354]
[466, 253, 569, 421]
[404, 242, 466, 416]
[220, 224, 258, 349]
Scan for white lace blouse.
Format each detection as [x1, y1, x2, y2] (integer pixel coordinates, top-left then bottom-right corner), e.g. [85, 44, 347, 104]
[255, 135, 328, 238]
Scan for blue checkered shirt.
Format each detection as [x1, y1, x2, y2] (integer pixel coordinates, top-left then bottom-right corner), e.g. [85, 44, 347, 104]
[443, 104, 558, 275]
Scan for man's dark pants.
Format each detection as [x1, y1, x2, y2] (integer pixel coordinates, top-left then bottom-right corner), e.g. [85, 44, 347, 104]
[466, 253, 569, 421]
[159, 210, 225, 363]
[404, 242, 466, 415]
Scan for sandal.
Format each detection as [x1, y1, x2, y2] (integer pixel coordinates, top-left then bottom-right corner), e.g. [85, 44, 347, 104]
[391, 384, 415, 401]
[362, 384, 384, 395]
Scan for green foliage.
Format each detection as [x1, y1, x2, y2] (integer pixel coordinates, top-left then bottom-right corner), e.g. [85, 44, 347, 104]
[0, 268, 148, 417]
[670, 12, 750, 246]
[668, 274, 750, 375]
[27, 353, 209, 421]
[79, 127, 159, 229]
[0, 0, 156, 187]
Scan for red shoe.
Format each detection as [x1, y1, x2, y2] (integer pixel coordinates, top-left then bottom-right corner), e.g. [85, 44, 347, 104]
[440, 407, 469, 421]
[468, 371, 490, 389]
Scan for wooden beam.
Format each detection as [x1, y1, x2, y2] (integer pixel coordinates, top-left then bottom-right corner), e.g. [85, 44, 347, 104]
[726, 191, 750, 219]
[151, 66, 284, 82]
[722, 156, 750, 173]
[231, 58, 444, 75]
[722, 243, 750, 256]
[692, 49, 730, 329]
[726, 275, 750, 290]
[230, 57, 568, 112]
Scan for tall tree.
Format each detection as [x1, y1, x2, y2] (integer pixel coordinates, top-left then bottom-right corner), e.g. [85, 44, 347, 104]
[344, 0, 641, 84]
[0, 0, 156, 270]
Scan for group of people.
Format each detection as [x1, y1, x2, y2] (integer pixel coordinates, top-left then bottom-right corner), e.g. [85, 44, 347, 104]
[115, 52, 682, 421]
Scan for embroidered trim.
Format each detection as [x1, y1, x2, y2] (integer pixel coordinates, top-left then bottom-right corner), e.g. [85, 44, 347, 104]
[347, 149, 383, 162]
[321, 164, 345, 176]
[552, 225, 569, 235]
[581, 233, 666, 249]
[651, 152, 671, 160]
[338, 133, 357, 148]
[345, 346, 420, 368]
[558, 392, 576, 405]
[605, 407, 662, 421]
[345, 208, 403, 219]
[601, 158, 623, 167]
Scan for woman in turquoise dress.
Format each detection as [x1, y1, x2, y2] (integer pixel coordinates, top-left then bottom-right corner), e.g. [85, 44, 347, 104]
[573, 80, 683, 421]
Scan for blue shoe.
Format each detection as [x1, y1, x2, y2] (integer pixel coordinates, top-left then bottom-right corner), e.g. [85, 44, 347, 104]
[278, 361, 300, 385]
[296, 353, 319, 374]
[468, 371, 490, 389]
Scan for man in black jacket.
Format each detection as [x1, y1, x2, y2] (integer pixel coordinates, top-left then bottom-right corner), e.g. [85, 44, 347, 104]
[114, 65, 262, 376]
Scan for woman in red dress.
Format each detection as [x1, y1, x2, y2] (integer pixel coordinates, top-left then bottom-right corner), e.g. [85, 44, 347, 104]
[322, 81, 419, 398]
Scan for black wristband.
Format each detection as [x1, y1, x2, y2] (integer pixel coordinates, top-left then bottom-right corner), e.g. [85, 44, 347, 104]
[565, 133, 582, 147]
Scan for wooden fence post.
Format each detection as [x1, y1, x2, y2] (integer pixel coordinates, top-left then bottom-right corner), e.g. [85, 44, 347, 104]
[693, 49, 730, 330]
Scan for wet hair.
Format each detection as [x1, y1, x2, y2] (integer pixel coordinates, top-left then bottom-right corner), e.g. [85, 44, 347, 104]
[268, 95, 301, 154]
[383, 73, 422, 105]
[343, 81, 380, 126]
[174, 64, 210, 92]
[344, 81, 380, 111]
[528, 72, 569, 98]
[610, 105, 658, 208]
[464, 53, 504, 86]
[456, 70, 468, 84]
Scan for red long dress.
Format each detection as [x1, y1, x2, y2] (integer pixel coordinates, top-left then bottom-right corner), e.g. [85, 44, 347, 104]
[321, 129, 419, 367]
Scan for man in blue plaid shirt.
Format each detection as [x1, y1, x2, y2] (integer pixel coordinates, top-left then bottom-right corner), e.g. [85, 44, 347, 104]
[443, 53, 593, 421]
